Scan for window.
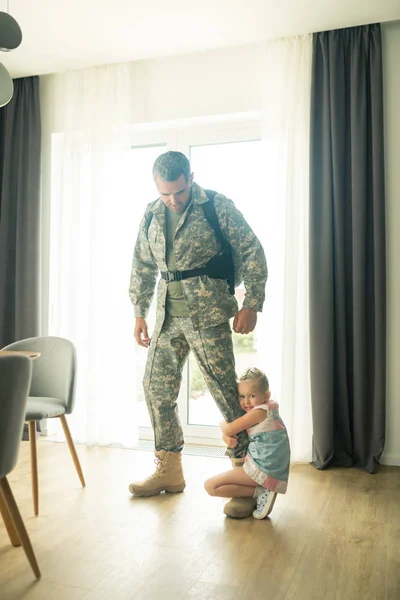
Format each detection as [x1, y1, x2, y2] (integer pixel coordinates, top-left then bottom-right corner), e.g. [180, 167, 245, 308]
[50, 116, 276, 447]
[134, 118, 278, 445]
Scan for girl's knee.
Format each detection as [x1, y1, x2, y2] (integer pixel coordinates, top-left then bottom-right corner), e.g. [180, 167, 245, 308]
[204, 478, 216, 496]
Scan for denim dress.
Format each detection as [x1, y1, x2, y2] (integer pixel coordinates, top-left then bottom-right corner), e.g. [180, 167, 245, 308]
[243, 401, 290, 493]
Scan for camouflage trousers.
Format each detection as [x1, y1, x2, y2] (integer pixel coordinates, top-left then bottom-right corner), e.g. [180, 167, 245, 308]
[143, 315, 248, 458]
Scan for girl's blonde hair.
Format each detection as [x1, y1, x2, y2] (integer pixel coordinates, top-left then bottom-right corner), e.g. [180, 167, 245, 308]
[238, 367, 269, 394]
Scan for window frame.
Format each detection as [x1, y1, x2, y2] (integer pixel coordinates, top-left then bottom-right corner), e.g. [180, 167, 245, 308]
[137, 115, 264, 445]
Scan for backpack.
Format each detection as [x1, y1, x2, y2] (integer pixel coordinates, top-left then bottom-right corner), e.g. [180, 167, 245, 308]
[144, 190, 235, 294]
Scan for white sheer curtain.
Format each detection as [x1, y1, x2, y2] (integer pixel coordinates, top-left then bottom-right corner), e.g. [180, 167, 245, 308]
[259, 36, 313, 462]
[46, 64, 144, 447]
[44, 41, 313, 457]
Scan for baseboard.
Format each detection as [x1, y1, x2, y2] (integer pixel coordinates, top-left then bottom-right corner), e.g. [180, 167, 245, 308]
[380, 453, 400, 466]
[135, 440, 227, 458]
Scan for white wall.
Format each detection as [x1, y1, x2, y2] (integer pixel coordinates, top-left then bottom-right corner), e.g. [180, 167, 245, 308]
[40, 25, 400, 463]
[382, 21, 400, 465]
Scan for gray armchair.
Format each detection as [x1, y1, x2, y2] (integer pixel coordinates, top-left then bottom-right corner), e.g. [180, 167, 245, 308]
[0, 355, 41, 579]
[2, 337, 86, 516]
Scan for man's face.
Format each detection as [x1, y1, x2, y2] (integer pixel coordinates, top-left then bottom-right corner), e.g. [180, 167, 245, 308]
[155, 174, 193, 213]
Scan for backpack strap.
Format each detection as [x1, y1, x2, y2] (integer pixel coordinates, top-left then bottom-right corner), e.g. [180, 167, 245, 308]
[203, 190, 227, 249]
[203, 190, 235, 295]
[146, 189, 235, 294]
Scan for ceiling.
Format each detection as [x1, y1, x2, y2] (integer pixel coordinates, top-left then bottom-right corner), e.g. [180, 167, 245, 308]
[2, 0, 400, 78]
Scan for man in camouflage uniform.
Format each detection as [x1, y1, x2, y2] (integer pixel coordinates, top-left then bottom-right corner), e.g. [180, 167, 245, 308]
[129, 151, 267, 518]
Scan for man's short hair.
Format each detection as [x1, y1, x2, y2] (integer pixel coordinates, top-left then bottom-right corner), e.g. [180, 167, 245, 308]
[152, 151, 191, 182]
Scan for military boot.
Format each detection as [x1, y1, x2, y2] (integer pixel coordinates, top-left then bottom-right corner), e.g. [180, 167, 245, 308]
[223, 456, 257, 518]
[129, 450, 186, 497]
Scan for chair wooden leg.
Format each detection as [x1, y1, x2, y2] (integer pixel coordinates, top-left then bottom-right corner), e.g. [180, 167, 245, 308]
[28, 421, 39, 516]
[0, 477, 41, 579]
[59, 415, 86, 487]
[0, 480, 20, 546]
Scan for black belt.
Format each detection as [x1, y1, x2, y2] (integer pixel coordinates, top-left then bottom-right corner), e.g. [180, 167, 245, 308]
[160, 247, 235, 294]
[160, 267, 212, 283]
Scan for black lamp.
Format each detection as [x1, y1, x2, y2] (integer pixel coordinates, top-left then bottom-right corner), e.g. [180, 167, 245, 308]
[0, 10, 22, 51]
[0, 61, 13, 107]
[0, 3, 22, 107]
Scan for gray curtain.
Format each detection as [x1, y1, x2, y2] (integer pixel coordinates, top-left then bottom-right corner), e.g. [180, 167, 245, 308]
[0, 76, 41, 348]
[309, 25, 386, 474]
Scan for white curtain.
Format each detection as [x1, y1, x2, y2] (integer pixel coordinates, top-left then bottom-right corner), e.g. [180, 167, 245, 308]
[259, 35, 313, 462]
[46, 64, 142, 447]
[43, 40, 313, 458]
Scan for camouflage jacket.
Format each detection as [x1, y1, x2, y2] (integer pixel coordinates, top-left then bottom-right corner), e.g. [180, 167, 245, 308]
[129, 182, 267, 334]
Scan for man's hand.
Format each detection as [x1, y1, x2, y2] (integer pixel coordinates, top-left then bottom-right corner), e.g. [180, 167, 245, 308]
[222, 433, 238, 449]
[134, 317, 151, 348]
[233, 307, 257, 335]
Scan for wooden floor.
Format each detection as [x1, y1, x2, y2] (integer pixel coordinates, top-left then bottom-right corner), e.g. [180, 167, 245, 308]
[0, 442, 399, 600]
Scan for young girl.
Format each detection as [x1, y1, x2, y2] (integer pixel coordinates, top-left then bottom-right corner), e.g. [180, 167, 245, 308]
[204, 368, 290, 519]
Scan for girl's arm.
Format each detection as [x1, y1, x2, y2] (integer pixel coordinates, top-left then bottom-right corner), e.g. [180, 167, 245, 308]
[220, 408, 266, 436]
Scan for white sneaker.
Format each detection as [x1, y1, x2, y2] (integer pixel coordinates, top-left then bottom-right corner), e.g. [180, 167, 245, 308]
[252, 489, 277, 519]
